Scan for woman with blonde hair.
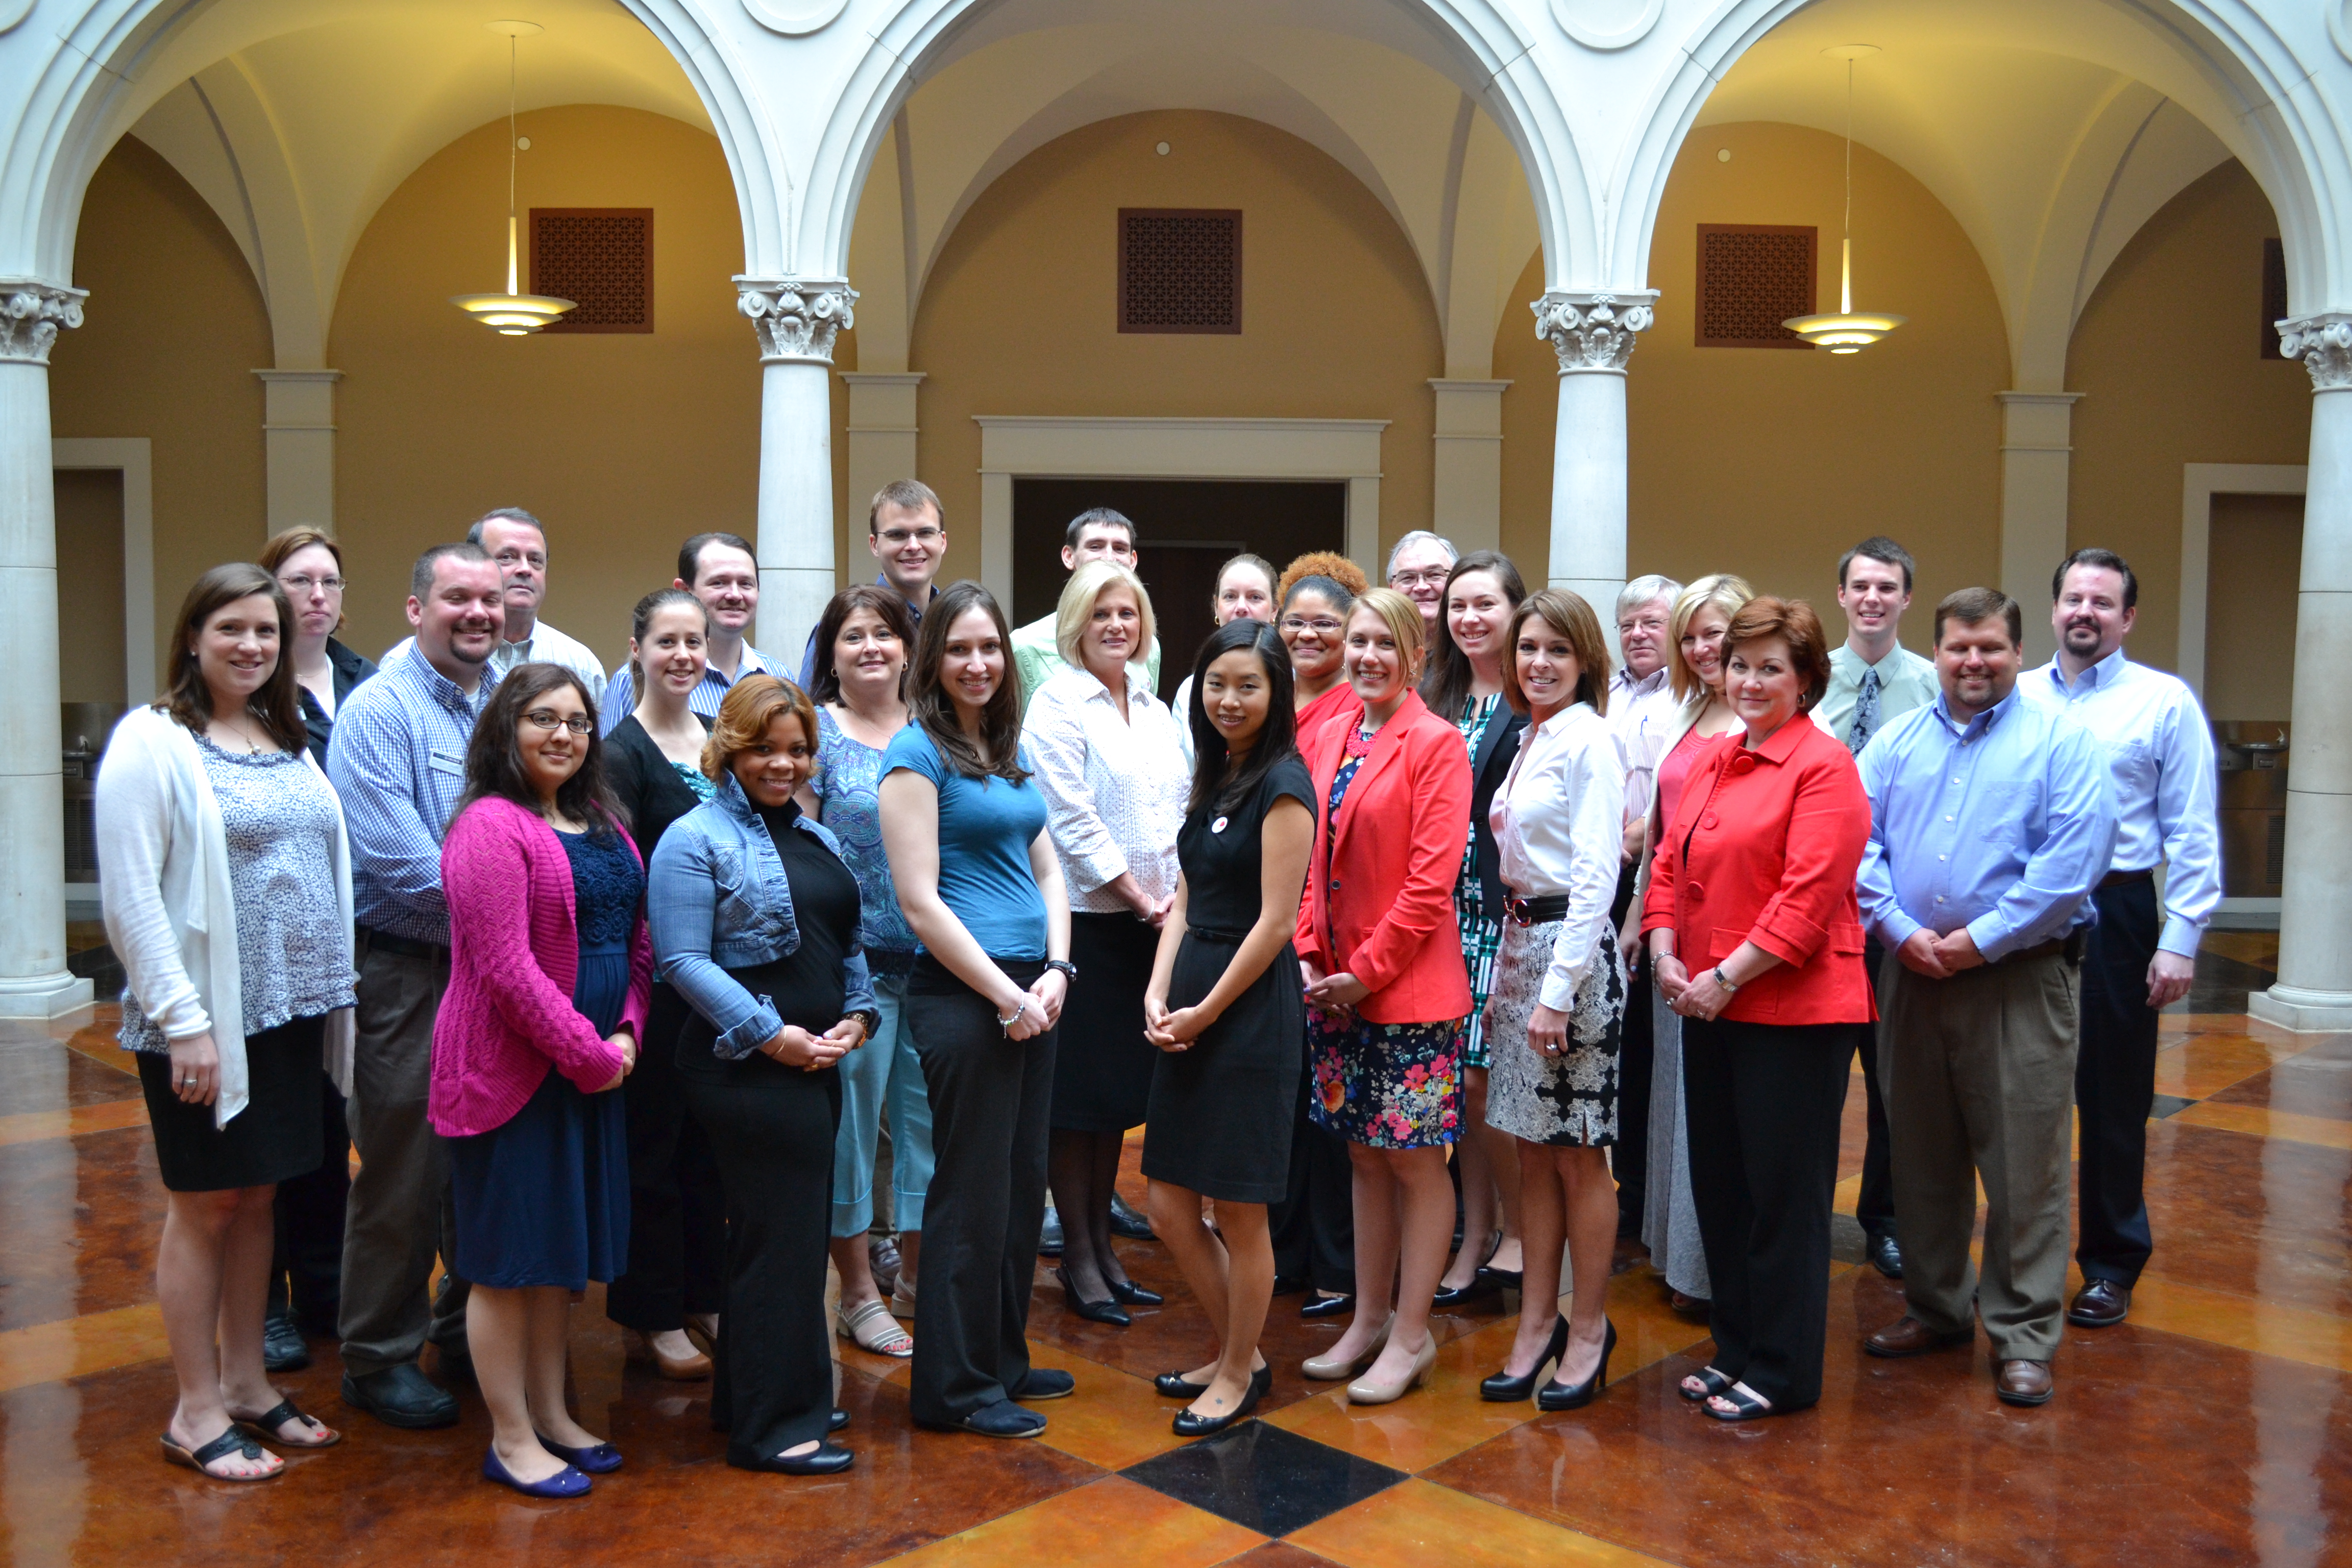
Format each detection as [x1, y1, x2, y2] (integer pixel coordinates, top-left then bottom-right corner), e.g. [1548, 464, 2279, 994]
[1024, 559, 1192, 1323]
[1630, 572, 1753, 1315]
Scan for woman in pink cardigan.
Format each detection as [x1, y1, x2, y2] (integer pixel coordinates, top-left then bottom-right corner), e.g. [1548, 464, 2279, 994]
[433, 664, 651, 1499]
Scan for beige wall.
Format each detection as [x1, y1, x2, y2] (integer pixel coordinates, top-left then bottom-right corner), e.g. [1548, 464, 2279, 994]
[50, 136, 272, 687]
[2068, 160, 2310, 671]
[2204, 490, 2303, 722]
[906, 110, 1440, 583]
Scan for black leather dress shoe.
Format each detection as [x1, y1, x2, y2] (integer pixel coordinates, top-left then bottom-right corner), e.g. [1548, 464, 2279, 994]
[263, 1308, 311, 1373]
[1109, 1192, 1158, 1241]
[1301, 1292, 1354, 1319]
[1107, 1279, 1164, 1307]
[1013, 1368, 1074, 1401]
[2067, 1279, 2132, 1328]
[829, 1408, 849, 1432]
[1868, 1234, 1904, 1280]
[740, 1440, 855, 1475]
[341, 1364, 458, 1429]
[1038, 1206, 1064, 1257]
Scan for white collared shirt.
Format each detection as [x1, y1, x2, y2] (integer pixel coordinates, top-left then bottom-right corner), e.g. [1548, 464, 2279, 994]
[382, 618, 608, 707]
[1022, 662, 1190, 914]
[1606, 666, 1674, 827]
[1491, 702, 1627, 1010]
[2017, 647, 2221, 957]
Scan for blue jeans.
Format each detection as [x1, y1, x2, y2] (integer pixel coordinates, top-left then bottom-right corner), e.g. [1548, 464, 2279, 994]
[830, 970, 935, 1237]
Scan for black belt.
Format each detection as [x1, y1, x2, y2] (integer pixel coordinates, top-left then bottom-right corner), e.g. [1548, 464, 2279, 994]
[1186, 924, 1255, 945]
[2099, 867, 2155, 891]
[2003, 928, 2088, 967]
[1503, 891, 1573, 926]
[358, 926, 449, 963]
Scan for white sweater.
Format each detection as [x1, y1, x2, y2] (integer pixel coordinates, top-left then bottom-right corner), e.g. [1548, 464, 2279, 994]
[95, 705, 355, 1128]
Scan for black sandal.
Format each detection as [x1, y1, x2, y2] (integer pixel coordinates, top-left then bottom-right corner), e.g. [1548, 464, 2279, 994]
[1704, 1385, 1775, 1423]
[232, 1397, 340, 1449]
[1678, 1366, 1732, 1403]
[161, 1426, 281, 1481]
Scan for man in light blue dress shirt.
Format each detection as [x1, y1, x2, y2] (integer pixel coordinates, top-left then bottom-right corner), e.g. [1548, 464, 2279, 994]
[600, 531, 780, 731]
[2020, 548, 2220, 1331]
[1855, 587, 2116, 1408]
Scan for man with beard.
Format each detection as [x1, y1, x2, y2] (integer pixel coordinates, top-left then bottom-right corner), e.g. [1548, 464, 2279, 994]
[382, 509, 606, 705]
[327, 543, 506, 1428]
[2021, 548, 2220, 1330]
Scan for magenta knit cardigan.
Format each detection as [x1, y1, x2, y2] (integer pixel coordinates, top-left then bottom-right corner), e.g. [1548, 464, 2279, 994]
[429, 795, 653, 1138]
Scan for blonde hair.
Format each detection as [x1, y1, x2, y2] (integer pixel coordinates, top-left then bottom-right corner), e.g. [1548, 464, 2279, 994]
[1667, 573, 1755, 705]
[1349, 585, 1427, 682]
[703, 674, 818, 785]
[1054, 559, 1157, 671]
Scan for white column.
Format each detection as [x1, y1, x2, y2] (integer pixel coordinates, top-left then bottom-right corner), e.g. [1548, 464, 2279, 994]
[737, 277, 856, 659]
[1428, 378, 1510, 554]
[1533, 291, 1653, 659]
[254, 370, 341, 531]
[1996, 391, 2082, 666]
[2253, 315, 2352, 1031]
[0, 282, 92, 1020]
[838, 372, 924, 531]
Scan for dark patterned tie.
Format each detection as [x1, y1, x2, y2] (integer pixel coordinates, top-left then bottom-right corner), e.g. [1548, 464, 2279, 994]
[1848, 667, 1881, 755]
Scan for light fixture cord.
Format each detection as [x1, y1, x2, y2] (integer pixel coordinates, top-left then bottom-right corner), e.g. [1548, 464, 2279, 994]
[1842, 58, 1854, 314]
[505, 36, 519, 296]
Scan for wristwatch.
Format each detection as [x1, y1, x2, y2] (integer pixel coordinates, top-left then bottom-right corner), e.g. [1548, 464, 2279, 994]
[1712, 966, 1741, 993]
[1045, 959, 1079, 983]
[846, 1008, 881, 1041]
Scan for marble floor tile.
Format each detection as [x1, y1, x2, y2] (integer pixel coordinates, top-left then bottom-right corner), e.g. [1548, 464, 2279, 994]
[1288, 1478, 1671, 1567]
[0, 1301, 168, 1393]
[0, 1097, 148, 1149]
[2210, 1034, 2352, 1121]
[1121, 1419, 1402, 1536]
[884, 1475, 1263, 1568]
[2171, 1099, 2352, 1150]
[2154, 1029, 2314, 1101]
[1212, 1541, 1344, 1568]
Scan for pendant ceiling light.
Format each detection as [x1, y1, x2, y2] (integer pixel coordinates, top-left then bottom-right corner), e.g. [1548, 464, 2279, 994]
[1783, 45, 1906, 354]
[451, 20, 575, 336]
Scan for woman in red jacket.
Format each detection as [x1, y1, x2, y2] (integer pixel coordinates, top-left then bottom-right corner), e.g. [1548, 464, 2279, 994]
[1293, 586, 1472, 1405]
[1639, 597, 1871, 1423]
[434, 664, 650, 1496]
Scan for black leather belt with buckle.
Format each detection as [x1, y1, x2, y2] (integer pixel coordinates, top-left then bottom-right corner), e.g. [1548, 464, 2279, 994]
[1504, 893, 1574, 926]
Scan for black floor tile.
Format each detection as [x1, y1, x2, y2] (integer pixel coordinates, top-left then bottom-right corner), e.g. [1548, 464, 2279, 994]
[2150, 1093, 2196, 1119]
[1119, 1419, 1403, 1536]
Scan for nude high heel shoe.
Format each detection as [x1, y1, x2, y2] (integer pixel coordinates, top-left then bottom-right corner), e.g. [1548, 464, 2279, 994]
[1303, 1312, 1393, 1381]
[1345, 1331, 1437, 1405]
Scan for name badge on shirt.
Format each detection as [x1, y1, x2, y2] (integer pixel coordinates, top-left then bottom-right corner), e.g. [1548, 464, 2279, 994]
[427, 749, 465, 778]
[1212, 816, 1230, 834]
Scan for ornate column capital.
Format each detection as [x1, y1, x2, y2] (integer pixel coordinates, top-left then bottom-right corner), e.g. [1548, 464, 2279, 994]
[0, 281, 85, 365]
[2280, 313, 2352, 391]
[735, 276, 857, 364]
[1531, 290, 1655, 374]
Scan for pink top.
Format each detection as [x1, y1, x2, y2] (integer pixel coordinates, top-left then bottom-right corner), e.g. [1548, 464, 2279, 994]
[1655, 723, 1707, 836]
[429, 795, 652, 1138]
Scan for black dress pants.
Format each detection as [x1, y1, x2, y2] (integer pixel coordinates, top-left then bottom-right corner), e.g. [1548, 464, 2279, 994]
[1271, 1049, 1356, 1293]
[1682, 1016, 1857, 1412]
[682, 1053, 841, 1467]
[2076, 876, 2161, 1285]
[268, 1072, 350, 1333]
[607, 983, 726, 1332]
[908, 957, 1057, 1426]
[1853, 939, 1897, 1245]
[1610, 863, 1651, 1237]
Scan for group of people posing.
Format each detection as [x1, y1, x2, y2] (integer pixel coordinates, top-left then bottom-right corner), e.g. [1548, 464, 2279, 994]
[97, 482, 2218, 1496]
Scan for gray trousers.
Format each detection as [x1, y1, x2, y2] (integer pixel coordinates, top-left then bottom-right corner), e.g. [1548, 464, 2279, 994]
[337, 937, 470, 1376]
[1879, 947, 2080, 1362]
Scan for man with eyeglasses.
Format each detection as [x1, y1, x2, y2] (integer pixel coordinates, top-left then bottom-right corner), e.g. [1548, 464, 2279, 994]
[601, 531, 782, 731]
[382, 509, 607, 704]
[799, 478, 952, 691]
[326, 542, 507, 1432]
[1010, 506, 1163, 707]
[1384, 530, 1459, 640]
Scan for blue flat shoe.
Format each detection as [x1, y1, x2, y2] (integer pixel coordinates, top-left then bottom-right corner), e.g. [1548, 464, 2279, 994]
[483, 1448, 592, 1497]
[535, 1433, 622, 1474]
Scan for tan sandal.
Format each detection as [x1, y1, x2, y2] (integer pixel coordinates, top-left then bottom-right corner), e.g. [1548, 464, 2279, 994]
[836, 1298, 913, 1358]
[625, 1328, 712, 1381]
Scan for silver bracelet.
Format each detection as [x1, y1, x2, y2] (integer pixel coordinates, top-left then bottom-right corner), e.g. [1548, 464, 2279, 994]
[997, 996, 1031, 1031]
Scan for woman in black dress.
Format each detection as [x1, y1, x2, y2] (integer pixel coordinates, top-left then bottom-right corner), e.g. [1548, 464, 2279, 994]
[1142, 621, 1316, 1435]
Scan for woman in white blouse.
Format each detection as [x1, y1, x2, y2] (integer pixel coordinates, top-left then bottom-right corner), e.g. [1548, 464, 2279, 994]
[1477, 589, 1628, 1412]
[1024, 560, 1192, 1323]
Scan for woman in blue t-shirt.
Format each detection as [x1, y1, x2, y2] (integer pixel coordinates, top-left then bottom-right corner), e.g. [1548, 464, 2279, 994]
[879, 580, 1075, 1440]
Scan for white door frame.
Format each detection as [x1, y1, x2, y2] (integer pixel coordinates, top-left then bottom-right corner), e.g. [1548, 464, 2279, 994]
[52, 437, 156, 705]
[2178, 461, 2306, 699]
[972, 416, 1388, 608]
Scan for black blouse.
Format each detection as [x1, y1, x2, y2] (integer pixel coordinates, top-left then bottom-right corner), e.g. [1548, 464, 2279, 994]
[604, 713, 715, 864]
[1176, 755, 1316, 938]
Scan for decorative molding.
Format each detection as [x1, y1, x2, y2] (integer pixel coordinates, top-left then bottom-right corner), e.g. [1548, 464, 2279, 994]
[742, 0, 850, 35]
[1532, 290, 1655, 374]
[52, 438, 156, 707]
[2278, 313, 2352, 390]
[2177, 461, 2306, 698]
[0, 0, 33, 34]
[0, 282, 85, 364]
[736, 277, 857, 364]
[1551, 0, 1664, 51]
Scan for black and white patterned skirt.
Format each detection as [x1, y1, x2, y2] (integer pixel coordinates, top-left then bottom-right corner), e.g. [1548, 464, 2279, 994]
[1483, 916, 1625, 1147]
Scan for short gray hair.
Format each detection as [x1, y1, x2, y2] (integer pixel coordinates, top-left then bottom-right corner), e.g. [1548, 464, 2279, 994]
[466, 507, 545, 547]
[1616, 574, 1682, 620]
[1385, 530, 1458, 580]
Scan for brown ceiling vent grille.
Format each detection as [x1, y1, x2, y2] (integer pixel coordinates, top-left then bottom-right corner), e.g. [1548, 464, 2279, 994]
[530, 208, 653, 333]
[1695, 224, 1817, 348]
[1119, 209, 1242, 334]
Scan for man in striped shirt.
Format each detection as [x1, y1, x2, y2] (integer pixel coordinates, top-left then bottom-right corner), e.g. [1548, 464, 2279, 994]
[599, 530, 782, 731]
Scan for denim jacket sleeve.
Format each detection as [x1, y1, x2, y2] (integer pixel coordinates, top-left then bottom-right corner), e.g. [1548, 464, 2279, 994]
[648, 812, 783, 1060]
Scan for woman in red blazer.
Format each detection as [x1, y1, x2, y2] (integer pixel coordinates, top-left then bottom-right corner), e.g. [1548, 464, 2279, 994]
[1639, 597, 1871, 1425]
[1292, 586, 1472, 1406]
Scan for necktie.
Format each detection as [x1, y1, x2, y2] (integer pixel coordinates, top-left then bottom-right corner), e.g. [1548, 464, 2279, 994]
[1848, 667, 1881, 755]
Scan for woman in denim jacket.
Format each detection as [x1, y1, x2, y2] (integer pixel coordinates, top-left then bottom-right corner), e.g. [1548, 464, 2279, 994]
[648, 675, 877, 1477]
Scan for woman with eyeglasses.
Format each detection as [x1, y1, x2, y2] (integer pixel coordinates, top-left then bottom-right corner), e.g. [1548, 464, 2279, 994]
[1276, 553, 1369, 757]
[434, 664, 649, 1497]
[259, 529, 376, 771]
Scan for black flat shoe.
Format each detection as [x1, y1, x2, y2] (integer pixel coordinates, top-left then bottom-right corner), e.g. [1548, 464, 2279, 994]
[1107, 1280, 1164, 1308]
[1536, 1319, 1617, 1412]
[1057, 1268, 1130, 1327]
[1013, 1368, 1075, 1401]
[741, 1440, 854, 1475]
[1475, 1264, 1524, 1291]
[1480, 1315, 1567, 1402]
[1301, 1292, 1354, 1320]
[1109, 1192, 1158, 1241]
[1433, 1274, 1501, 1309]
[923, 1400, 1045, 1439]
[262, 1309, 310, 1373]
[1172, 1364, 1271, 1437]
[1155, 1370, 1208, 1400]
[829, 1408, 849, 1432]
[341, 1364, 458, 1430]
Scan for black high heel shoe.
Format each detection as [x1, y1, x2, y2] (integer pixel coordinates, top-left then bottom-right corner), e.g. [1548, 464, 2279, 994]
[1435, 1232, 1504, 1308]
[1057, 1267, 1131, 1327]
[1108, 1279, 1164, 1308]
[1301, 1292, 1354, 1319]
[1479, 1314, 1569, 1403]
[1172, 1363, 1271, 1437]
[1535, 1318, 1616, 1412]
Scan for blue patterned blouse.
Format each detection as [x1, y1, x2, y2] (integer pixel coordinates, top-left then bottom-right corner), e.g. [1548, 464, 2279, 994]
[812, 707, 920, 963]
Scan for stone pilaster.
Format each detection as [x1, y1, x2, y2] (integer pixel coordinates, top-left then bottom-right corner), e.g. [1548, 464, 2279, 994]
[736, 277, 857, 657]
[1533, 290, 1653, 661]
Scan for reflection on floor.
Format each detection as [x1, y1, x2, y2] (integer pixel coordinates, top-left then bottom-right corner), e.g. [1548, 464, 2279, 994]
[5, 935, 2347, 1566]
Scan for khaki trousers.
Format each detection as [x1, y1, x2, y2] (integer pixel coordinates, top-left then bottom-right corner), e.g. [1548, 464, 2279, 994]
[1879, 948, 2080, 1362]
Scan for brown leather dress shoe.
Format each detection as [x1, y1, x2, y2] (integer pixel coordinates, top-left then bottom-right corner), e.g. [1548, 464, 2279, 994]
[1995, 1359, 2054, 1406]
[1864, 1315, 1973, 1358]
[2067, 1279, 2130, 1328]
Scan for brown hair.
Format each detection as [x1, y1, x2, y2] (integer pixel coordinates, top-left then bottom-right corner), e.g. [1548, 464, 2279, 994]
[1501, 589, 1611, 718]
[906, 580, 1029, 784]
[703, 673, 819, 786]
[162, 564, 307, 752]
[1277, 550, 1367, 604]
[1420, 549, 1528, 719]
[1725, 596, 1833, 710]
[807, 583, 917, 705]
[457, 663, 622, 834]
[1933, 586, 2023, 647]
[258, 527, 347, 635]
[626, 587, 709, 710]
[869, 478, 943, 534]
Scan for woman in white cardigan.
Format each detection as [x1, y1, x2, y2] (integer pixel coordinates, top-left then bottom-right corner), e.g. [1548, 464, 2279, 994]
[97, 564, 356, 1483]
